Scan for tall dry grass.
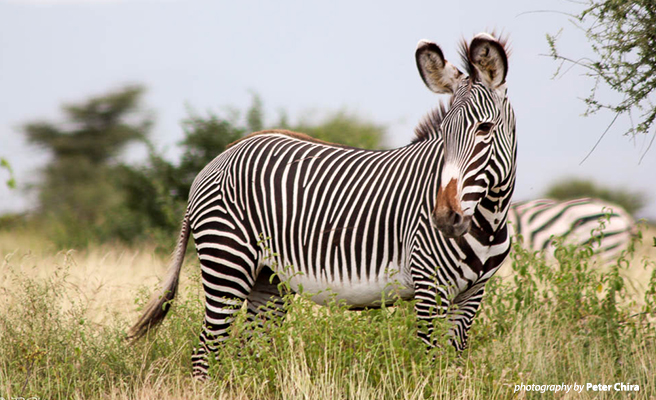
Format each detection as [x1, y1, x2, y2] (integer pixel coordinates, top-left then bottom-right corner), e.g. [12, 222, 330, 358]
[0, 225, 654, 399]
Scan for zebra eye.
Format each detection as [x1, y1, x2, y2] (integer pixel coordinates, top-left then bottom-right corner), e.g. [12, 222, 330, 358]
[477, 122, 494, 135]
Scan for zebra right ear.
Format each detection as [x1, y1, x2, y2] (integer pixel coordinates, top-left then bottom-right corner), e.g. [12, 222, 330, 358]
[416, 40, 463, 94]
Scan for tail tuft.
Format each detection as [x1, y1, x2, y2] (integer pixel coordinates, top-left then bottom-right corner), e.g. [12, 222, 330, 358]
[128, 213, 190, 341]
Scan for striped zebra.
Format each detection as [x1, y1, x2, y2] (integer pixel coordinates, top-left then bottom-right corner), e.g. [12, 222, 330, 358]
[507, 198, 637, 264]
[130, 33, 516, 379]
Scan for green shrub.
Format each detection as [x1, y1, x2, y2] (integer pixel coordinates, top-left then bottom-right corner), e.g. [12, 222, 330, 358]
[544, 178, 647, 216]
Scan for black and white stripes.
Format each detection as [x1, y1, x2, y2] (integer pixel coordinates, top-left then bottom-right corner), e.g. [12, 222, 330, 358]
[508, 198, 636, 264]
[130, 33, 517, 380]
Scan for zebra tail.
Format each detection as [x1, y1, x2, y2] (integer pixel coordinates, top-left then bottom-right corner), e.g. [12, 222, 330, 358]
[128, 213, 191, 341]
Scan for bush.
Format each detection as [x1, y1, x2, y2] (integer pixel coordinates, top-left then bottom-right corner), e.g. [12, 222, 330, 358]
[545, 178, 647, 216]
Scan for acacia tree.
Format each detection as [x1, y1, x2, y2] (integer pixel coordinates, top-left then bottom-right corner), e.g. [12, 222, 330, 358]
[548, 0, 656, 152]
[22, 85, 151, 246]
[21, 87, 388, 246]
[25, 85, 150, 164]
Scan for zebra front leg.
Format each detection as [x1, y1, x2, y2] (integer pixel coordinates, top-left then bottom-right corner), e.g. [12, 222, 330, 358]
[447, 283, 486, 351]
[412, 279, 450, 349]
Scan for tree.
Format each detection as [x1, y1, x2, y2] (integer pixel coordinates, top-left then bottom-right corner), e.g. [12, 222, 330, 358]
[175, 109, 247, 197]
[147, 94, 386, 208]
[21, 88, 388, 246]
[544, 178, 647, 216]
[24, 85, 150, 164]
[115, 109, 247, 243]
[246, 92, 264, 133]
[291, 110, 386, 150]
[21, 85, 151, 247]
[547, 0, 656, 151]
[117, 97, 258, 243]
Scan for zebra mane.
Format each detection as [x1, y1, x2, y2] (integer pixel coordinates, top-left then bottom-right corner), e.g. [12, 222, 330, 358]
[458, 32, 511, 82]
[412, 101, 449, 144]
[227, 129, 347, 150]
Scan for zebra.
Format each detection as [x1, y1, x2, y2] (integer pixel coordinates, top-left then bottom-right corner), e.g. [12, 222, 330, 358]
[507, 198, 637, 264]
[129, 33, 517, 379]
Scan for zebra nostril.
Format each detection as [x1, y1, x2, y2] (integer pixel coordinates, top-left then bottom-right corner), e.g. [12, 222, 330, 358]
[451, 211, 463, 226]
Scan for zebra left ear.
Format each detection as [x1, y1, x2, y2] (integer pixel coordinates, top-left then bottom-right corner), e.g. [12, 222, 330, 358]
[468, 33, 508, 89]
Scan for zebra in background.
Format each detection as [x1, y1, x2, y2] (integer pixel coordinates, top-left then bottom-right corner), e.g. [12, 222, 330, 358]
[507, 198, 637, 264]
[130, 33, 517, 380]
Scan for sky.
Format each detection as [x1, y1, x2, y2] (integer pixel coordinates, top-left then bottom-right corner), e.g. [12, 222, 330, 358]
[1, 0, 655, 220]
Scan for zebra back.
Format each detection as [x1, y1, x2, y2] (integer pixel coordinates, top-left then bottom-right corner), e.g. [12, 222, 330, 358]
[508, 198, 637, 264]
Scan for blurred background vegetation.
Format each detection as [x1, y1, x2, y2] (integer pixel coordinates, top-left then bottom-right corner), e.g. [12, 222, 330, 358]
[0, 84, 649, 249]
[0, 0, 654, 253]
[2, 85, 387, 248]
[544, 178, 647, 217]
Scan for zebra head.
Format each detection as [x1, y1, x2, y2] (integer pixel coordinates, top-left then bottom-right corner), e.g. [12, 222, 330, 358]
[416, 33, 515, 238]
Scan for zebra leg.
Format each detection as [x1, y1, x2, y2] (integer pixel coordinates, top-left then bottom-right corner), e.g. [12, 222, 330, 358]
[412, 279, 450, 349]
[192, 242, 258, 380]
[244, 266, 291, 340]
[447, 283, 486, 351]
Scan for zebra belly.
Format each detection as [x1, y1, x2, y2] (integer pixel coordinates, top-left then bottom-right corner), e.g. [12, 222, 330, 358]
[271, 263, 415, 307]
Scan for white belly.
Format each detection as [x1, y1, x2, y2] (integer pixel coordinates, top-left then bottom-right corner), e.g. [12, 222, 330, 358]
[277, 264, 415, 307]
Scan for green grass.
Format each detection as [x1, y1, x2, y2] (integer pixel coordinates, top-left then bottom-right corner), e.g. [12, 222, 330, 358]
[0, 229, 655, 399]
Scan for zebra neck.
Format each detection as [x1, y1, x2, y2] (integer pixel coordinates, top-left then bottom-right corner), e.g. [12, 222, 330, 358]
[470, 182, 515, 244]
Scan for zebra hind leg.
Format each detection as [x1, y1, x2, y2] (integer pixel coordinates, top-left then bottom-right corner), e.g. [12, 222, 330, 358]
[243, 266, 292, 351]
[192, 243, 258, 380]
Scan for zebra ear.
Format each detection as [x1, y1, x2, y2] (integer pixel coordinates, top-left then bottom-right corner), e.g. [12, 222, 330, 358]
[467, 33, 508, 89]
[416, 40, 463, 94]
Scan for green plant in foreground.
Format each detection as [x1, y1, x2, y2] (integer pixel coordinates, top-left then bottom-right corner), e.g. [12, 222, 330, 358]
[478, 221, 656, 397]
[0, 222, 655, 399]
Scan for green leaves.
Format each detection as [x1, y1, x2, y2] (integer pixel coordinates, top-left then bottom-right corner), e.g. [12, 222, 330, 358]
[1, 157, 16, 189]
[549, 0, 656, 146]
[293, 110, 386, 150]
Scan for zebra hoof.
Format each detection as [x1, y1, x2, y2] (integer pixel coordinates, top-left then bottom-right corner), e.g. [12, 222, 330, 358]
[192, 369, 211, 382]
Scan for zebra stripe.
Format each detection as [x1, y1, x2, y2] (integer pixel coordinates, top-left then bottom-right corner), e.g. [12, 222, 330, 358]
[130, 33, 517, 380]
[508, 198, 636, 264]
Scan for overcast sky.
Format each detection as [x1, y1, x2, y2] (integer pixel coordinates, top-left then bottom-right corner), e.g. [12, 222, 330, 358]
[1, 0, 655, 220]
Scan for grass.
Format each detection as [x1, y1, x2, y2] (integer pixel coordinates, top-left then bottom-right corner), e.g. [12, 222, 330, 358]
[0, 226, 655, 399]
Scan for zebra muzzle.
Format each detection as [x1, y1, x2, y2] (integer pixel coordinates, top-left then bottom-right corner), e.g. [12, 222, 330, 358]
[434, 178, 471, 237]
[432, 209, 471, 237]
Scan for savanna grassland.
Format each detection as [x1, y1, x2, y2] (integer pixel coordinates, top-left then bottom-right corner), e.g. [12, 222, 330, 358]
[1, 226, 655, 400]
